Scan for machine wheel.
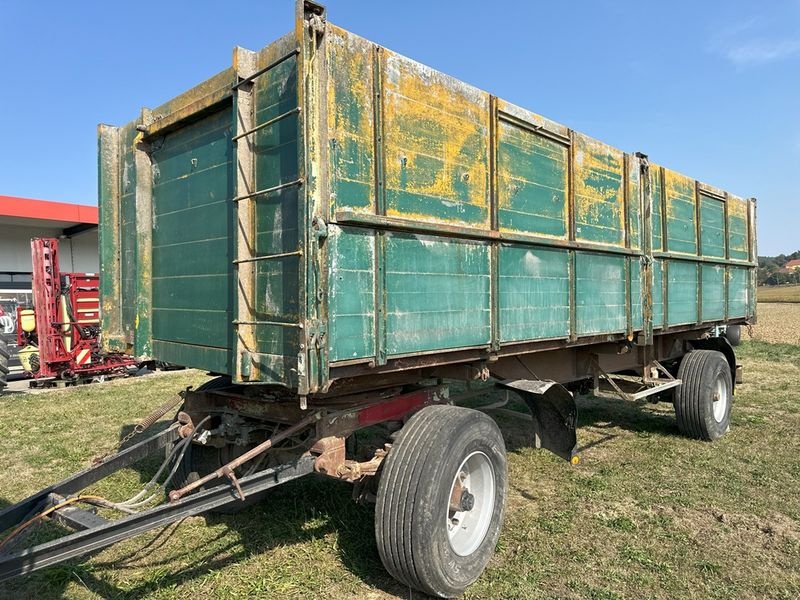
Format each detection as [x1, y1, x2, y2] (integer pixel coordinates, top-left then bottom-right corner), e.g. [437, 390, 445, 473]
[674, 350, 732, 441]
[725, 325, 742, 347]
[375, 405, 507, 598]
[0, 337, 9, 394]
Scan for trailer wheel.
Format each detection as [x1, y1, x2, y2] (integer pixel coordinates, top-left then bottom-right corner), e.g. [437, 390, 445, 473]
[674, 350, 732, 441]
[375, 405, 507, 598]
[0, 337, 9, 394]
[725, 325, 742, 347]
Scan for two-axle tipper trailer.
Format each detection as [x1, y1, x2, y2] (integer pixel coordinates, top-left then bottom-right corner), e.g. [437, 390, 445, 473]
[0, 2, 756, 596]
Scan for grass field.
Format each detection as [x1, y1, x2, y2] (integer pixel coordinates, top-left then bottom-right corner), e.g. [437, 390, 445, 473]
[758, 284, 800, 303]
[1, 340, 799, 600]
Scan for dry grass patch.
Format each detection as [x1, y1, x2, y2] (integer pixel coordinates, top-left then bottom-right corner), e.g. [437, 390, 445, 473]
[758, 284, 800, 303]
[751, 302, 800, 345]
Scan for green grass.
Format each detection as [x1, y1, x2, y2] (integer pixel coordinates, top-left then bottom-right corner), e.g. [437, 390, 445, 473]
[758, 284, 800, 303]
[0, 343, 799, 599]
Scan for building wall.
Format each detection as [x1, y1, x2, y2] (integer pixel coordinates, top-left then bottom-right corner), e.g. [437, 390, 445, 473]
[0, 225, 98, 273]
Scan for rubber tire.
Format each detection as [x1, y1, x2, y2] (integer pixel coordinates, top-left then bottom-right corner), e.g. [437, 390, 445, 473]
[375, 405, 507, 598]
[725, 325, 742, 347]
[674, 350, 732, 441]
[0, 337, 9, 395]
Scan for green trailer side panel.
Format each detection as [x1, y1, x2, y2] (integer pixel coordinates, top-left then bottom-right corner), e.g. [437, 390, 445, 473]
[630, 259, 643, 330]
[650, 166, 664, 252]
[652, 259, 664, 328]
[382, 51, 490, 227]
[119, 124, 138, 345]
[727, 196, 749, 261]
[150, 107, 235, 372]
[498, 245, 569, 342]
[573, 135, 625, 246]
[667, 261, 698, 325]
[250, 42, 302, 385]
[327, 26, 375, 214]
[497, 121, 568, 238]
[627, 156, 642, 251]
[385, 233, 490, 355]
[699, 194, 725, 258]
[327, 226, 376, 361]
[728, 267, 749, 317]
[575, 252, 626, 335]
[664, 169, 697, 254]
[701, 264, 725, 321]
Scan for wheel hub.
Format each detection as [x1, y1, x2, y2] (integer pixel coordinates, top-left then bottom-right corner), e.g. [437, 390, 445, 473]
[446, 451, 495, 557]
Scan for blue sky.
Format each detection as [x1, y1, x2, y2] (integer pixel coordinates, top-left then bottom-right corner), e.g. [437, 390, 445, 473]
[1, 0, 797, 255]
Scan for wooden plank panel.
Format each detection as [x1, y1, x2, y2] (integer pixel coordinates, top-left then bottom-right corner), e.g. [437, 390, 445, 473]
[699, 193, 725, 258]
[327, 26, 375, 214]
[652, 259, 664, 329]
[701, 264, 725, 321]
[575, 252, 626, 334]
[727, 195, 749, 261]
[382, 51, 490, 227]
[497, 121, 568, 238]
[385, 233, 489, 354]
[650, 166, 664, 252]
[573, 134, 625, 246]
[664, 169, 697, 254]
[327, 226, 376, 361]
[498, 245, 569, 342]
[728, 267, 749, 317]
[667, 261, 698, 325]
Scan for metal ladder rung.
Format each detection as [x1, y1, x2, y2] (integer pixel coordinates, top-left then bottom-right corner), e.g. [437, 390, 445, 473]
[232, 48, 300, 89]
[233, 178, 303, 203]
[233, 250, 302, 265]
[232, 107, 301, 141]
[232, 320, 303, 328]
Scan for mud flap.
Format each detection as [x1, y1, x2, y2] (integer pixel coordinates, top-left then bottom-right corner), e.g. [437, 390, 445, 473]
[498, 379, 578, 462]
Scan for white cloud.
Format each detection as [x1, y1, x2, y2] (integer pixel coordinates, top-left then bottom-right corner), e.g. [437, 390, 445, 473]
[710, 14, 800, 67]
[723, 38, 800, 66]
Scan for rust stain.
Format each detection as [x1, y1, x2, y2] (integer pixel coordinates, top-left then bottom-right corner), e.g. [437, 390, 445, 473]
[381, 49, 489, 224]
[573, 133, 624, 241]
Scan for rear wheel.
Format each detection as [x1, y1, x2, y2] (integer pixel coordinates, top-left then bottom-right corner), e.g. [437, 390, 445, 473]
[674, 350, 732, 441]
[0, 337, 9, 394]
[375, 405, 507, 598]
[725, 324, 742, 347]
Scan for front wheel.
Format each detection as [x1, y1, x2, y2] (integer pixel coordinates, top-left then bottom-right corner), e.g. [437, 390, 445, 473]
[375, 405, 507, 598]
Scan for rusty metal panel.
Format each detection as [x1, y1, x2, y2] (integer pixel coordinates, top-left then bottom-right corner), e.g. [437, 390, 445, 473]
[572, 134, 625, 246]
[575, 252, 627, 335]
[498, 245, 569, 341]
[667, 261, 698, 325]
[384, 233, 490, 355]
[381, 50, 490, 227]
[326, 26, 375, 214]
[664, 169, 697, 254]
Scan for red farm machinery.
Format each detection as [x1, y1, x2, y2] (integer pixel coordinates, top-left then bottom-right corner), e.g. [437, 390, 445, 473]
[14, 238, 138, 387]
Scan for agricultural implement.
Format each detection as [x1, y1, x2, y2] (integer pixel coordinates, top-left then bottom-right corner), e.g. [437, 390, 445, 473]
[14, 238, 138, 387]
[0, 1, 756, 596]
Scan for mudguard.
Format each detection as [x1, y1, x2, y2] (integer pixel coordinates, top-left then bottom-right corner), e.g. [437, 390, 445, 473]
[498, 379, 578, 462]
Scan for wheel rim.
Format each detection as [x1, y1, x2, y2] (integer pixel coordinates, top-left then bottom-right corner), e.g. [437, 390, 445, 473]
[712, 373, 729, 423]
[446, 451, 495, 556]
